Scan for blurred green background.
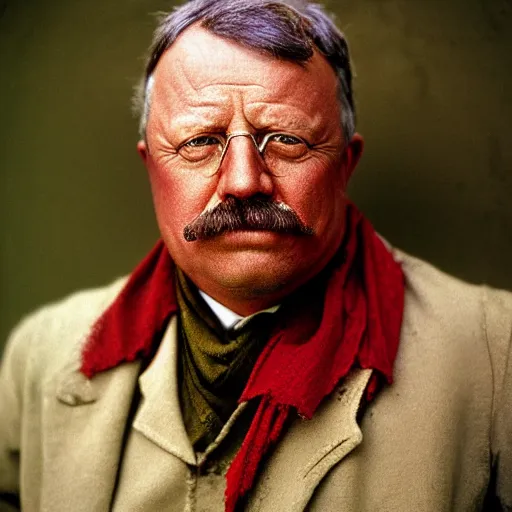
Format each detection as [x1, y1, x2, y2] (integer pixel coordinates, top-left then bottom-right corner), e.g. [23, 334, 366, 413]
[1, 0, 511, 352]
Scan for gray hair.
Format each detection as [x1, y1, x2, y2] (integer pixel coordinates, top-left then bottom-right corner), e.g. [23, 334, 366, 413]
[133, 0, 356, 144]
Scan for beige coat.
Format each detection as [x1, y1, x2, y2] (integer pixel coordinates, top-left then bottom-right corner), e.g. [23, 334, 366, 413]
[0, 249, 511, 511]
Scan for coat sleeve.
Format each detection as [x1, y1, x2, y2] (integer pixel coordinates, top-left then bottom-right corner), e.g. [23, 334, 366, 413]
[484, 287, 512, 511]
[0, 319, 31, 511]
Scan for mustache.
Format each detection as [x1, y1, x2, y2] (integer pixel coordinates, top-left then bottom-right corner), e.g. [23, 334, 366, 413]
[183, 197, 314, 242]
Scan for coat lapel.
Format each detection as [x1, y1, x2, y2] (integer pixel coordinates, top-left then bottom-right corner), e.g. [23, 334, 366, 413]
[132, 316, 196, 465]
[41, 350, 141, 512]
[247, 368, 372, 512]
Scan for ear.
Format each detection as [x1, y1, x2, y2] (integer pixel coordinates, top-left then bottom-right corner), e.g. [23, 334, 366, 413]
[341, 133, 364, 188]
[137, 140, 149, 164]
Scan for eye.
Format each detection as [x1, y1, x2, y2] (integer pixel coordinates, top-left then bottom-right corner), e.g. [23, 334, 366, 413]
[268, 133, 303, 145]
[178, 135, 223, 163]
[264, 132, 309, 160]
[184, 135, 221, 147]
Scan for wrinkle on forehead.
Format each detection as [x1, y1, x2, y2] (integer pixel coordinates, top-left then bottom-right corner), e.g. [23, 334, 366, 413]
[149, 26, 341, 141]
[173, 50, 267, 94]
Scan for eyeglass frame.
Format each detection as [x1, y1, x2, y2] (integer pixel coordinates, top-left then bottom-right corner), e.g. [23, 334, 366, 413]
[177, 130, 312, 176]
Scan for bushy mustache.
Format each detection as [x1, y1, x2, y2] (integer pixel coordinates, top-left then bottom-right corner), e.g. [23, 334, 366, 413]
[183, 197, 314, 242]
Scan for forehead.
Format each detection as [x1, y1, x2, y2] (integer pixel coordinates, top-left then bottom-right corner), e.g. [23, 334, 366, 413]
[149, 26, 340, 131]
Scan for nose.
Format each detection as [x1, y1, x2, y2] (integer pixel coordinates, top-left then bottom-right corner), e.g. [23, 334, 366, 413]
[215, 134, 275, 200]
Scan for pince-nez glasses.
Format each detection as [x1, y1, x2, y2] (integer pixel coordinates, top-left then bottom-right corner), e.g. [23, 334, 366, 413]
[176, 131, 312, 177]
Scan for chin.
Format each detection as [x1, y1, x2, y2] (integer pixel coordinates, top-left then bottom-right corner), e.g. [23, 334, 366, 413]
[197, 255, 313, 299]
[218, 270, 290, 296]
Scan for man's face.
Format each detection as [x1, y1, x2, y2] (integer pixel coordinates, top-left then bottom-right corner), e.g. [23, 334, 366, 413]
[138, 26, 363, 313]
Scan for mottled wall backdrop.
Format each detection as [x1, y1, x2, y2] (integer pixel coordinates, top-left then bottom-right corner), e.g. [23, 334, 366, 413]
[1, 0, 511, 351]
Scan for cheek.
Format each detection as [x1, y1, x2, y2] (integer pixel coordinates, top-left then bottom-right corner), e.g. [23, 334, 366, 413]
[281, 166, 344, 231]
[147, 164, 215, 231]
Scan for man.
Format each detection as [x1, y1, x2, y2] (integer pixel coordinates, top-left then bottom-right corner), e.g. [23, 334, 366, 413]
[0, 0, 511, 510]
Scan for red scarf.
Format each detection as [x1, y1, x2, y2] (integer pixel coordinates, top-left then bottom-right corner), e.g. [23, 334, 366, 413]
[80, 203, 404, 511]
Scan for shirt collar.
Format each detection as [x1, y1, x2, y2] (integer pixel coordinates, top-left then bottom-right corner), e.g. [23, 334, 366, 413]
[198, 290, 280, 331]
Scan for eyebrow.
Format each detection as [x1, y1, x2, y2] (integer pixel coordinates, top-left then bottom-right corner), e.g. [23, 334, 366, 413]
[169, 112, 228, 135]
[246, 102, 324, 133]
[264, 119, 314, 132]
[168, 101, 324, 137]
